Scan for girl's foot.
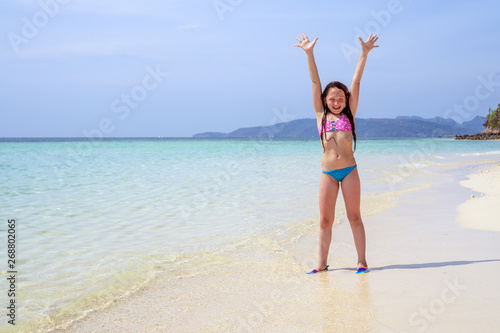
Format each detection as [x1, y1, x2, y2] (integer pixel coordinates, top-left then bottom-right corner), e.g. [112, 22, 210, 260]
[307, 265, 329, 274]
[356, 264, 369, 274]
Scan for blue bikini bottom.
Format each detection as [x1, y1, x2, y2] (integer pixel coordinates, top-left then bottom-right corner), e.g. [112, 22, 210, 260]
[322, 164, 357, 182]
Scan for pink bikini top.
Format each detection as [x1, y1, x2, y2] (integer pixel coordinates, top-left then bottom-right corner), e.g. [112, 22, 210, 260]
[318, 113, 352, 135]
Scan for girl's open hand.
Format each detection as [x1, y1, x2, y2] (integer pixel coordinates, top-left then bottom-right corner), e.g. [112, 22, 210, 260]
[294, 33, 318, 53]
[359, 34, 379, 53]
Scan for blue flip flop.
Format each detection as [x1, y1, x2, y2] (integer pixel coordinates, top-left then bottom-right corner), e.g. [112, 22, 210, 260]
[307, 265, 329, 274]
[356, 267, 369, 274]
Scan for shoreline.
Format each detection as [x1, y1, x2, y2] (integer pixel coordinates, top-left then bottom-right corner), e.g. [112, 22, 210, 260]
[4, 142, 499, 333]
[458, 162, 500, 232]
[59, 154, 500, 332]
[360, 158, 500, 332]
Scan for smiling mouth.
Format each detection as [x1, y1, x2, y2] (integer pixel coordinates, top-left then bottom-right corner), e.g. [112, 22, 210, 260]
[332, 106, 342, 111]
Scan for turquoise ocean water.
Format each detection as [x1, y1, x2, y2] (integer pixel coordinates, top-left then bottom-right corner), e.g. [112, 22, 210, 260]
[1, 137, 499, 331]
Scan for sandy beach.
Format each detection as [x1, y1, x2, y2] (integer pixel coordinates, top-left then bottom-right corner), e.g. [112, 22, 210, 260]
[51, 153, 500, 333]
[458, 162, 500, 232]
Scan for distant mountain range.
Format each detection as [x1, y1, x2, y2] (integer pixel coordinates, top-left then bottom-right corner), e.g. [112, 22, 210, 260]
[193, 116, 485, 138]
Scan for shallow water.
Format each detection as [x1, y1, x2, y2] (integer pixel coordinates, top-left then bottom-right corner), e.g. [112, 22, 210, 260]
[0, 137, 499, 331]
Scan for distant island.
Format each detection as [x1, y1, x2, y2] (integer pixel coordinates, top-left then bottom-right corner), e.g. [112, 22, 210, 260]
[456, 104, 500, 140]
[193, 115, 484, 139]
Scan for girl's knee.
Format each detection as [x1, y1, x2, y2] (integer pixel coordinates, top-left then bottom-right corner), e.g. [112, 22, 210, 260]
[347, 214, 363, 227]
[319, 216, 334, 229]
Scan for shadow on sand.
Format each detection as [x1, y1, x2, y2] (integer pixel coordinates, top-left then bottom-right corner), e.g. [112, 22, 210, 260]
[331, 259, 500, 272]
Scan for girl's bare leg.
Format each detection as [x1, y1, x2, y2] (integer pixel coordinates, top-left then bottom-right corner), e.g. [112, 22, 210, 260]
[316, 173, 340, 270]
[340, 168, 367, 268]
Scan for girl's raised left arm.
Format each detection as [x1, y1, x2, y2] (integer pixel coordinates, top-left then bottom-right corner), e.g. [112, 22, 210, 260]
[350, 34, 379, 117]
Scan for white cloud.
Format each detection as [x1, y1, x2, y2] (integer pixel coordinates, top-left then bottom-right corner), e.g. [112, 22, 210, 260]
[63, 0, 185, 18]
[1, 0, 187, 19]
[15, 38, 160, 59]
[176, 23, 208, 30]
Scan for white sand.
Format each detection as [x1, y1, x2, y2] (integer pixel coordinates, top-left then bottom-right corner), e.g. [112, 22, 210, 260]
[62, 157, 500, 333]
[356, 160, 500, 332]
[458, 163, 500, 231]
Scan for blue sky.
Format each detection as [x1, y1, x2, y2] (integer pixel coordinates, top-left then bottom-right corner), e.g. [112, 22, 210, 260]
[1, 0, 499, 137]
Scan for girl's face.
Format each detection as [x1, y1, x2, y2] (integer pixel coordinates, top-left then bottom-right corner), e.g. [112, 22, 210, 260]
[324, 87, 346, 114]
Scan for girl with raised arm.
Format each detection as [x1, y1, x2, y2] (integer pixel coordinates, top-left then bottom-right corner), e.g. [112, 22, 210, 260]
[294, 33, 379, 274]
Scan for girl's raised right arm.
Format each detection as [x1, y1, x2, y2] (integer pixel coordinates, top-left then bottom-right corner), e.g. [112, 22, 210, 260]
[295, 34, 323, 114]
